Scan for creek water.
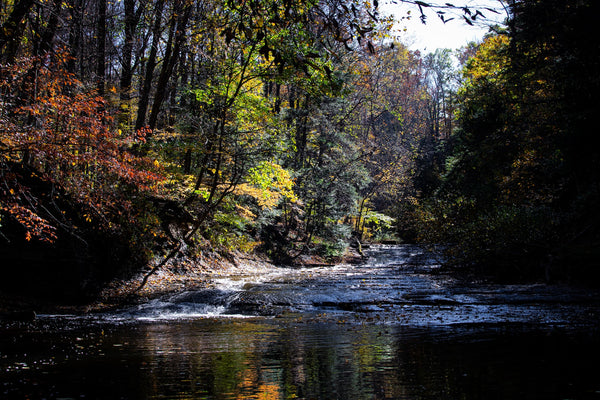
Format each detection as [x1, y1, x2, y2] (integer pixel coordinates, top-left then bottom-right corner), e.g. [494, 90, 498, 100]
[2, 244, 600, 399]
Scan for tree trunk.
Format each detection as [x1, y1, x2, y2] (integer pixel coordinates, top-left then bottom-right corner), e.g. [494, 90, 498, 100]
[119, 0, 139, 132]
[294, 95, 309, 169]
[135, 0, 165, 131]
[0, 0, 35, 62]
[147, 2, 191, 131]
[147, 12, 176, 131]
[34, 0, 62, 55]
[96, 0, 106, 96]
[67, 0, 83, 75]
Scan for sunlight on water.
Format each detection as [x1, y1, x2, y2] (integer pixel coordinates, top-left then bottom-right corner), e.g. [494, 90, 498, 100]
[2, 245, 600, 399]
[135, 305, 229, 321]
[83, 244, 600, 326]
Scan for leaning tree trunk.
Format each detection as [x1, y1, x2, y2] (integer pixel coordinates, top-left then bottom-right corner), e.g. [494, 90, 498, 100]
[147, 2, 191, 132]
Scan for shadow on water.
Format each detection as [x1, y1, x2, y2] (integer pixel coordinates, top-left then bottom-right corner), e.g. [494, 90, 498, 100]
[2, 245, 600, 399]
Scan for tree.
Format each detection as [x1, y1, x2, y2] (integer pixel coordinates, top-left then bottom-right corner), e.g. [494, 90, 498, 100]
[135, 0, 166, 132]
[0, 53, 161, 243]
[345, 42, 430, 240]
[147, 0, 191, 131]
[0, 0, 35, 62]
[95, 0, 107, 95]
[423, 48, 456, 140]
[411, 0, 600, 280]
[118, 0, 146, 132]
[2, 0, 504, 286]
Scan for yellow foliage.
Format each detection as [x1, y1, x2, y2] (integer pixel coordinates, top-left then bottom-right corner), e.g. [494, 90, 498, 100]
[463, 34, 510, 84]
[235, 204, 257, 220]
[234, 162, 297, 209]
[235, 183, 281, 209]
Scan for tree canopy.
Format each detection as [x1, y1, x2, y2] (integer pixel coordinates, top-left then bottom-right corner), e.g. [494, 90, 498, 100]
[1, 0, 598, 294]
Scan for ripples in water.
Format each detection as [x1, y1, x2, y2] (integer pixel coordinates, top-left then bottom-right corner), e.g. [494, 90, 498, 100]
[2, 244, 600, 399]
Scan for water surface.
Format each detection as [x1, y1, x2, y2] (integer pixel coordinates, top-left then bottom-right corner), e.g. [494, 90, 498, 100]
[2, 245, 600, 399]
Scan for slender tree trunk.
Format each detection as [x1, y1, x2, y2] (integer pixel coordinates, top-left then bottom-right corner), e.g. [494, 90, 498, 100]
[356, 197, 367, 237]
[96, 0, 106, 96]
[119, 0, 139, 131]
[147, 12, 176, 130]
[294, 96, 309, 169]
[35, 0, 62, 55]
[176, 48, 190, 108]
[67, 0, 83, 75]
[135, 0, 165, 131]
[183, 149, 192, 174]
[147, 2, 191, 131]
[274, 83, 281, 113]
[120, 0, 136, 94]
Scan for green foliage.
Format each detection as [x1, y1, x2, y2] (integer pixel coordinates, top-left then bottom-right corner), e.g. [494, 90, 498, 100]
[362, 211, 395, 242]
[206, 210, 258, 253]
[10, 0, 585, 289]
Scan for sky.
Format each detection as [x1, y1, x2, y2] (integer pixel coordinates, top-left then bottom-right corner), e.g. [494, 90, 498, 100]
[380, 0, 508, 52]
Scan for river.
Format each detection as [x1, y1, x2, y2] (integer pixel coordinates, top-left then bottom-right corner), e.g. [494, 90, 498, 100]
[2, 244, 600, 399]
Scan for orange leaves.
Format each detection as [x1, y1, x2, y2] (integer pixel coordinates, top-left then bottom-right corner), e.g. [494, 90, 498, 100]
[135, 126, 151, 143]
[1, 54, 164, 241]
[1, 204, 57, 242]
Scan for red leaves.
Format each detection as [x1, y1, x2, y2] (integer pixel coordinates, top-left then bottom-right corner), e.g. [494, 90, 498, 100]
[135, 126, 151, 143]
[1, 204, 57, 242]
[1, 54, 164, 241]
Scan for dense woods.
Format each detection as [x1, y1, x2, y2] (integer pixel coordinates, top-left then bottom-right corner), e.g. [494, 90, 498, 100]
[409, 0, 600, 281]
[1, 0, 598, 299]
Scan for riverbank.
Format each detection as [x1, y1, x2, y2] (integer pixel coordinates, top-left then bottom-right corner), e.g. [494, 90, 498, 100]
[0, 245, 365, 317]
[94, 245, 365, 311]
[93, 250, 275, 311]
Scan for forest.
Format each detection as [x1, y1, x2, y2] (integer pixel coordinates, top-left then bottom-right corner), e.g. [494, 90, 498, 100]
[1, 0, 598, 302]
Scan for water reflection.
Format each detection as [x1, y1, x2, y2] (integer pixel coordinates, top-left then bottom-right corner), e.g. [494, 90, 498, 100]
[2, 319, 600, 399]
[3, 245, 600, 399]
[135, 321, 399, 399]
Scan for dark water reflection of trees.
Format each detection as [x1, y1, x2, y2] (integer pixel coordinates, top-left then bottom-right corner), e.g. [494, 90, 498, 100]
[3, 319, 599, 399]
